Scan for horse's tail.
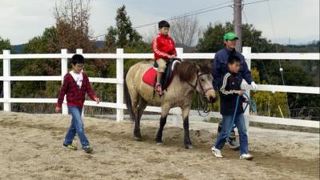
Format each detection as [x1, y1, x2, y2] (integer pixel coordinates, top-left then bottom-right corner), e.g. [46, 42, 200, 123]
[124, 74, 135, 121]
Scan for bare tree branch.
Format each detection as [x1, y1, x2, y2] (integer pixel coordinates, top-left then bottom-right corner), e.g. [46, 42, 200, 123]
[170, 16, 200, 47]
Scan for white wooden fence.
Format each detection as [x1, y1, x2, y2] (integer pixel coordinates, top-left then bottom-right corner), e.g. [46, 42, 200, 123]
[0, 47, 319, 128]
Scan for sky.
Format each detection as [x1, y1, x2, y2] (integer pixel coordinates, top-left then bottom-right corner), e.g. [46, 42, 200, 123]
[0, 0, 319, 45]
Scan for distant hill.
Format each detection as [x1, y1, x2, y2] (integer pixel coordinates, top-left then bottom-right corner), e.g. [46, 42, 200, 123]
[283, 41, 320, 52]
[12, 44, 25, 53]
[11, 41, 105, 53]
[95, 40, 105, 49]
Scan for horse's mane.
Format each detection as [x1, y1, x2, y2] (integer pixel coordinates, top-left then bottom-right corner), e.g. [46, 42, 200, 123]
[175, 61, 198, 82]
[198, 63, 211, 75]
[175, 61, 212, 82]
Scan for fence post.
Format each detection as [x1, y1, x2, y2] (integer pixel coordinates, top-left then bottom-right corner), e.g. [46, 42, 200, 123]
[76, 49, 83, 54]
[172, 47, 184, 126]
[3, 50, 11, 112]
[242, 47, 252, 131]
[76, 49, 85, 117]
[176, 47, 184, 60]
[116, 48, 124, 122]
[61, 49, 68, 115]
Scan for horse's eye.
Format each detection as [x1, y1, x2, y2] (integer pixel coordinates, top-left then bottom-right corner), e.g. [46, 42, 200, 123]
[201, 78, 205, 82]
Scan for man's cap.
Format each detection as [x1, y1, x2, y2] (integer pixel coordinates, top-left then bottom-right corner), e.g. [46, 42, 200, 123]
[223, 32, 239, 41]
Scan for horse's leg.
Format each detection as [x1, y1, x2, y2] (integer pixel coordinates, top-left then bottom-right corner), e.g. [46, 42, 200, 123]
[155, 104, 170, 144]
[129, 89, 141, 140]
[134, 97, 147, 141]
[182, 106, 193, 149]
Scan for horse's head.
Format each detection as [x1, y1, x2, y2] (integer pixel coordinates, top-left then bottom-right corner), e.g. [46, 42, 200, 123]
[176, 61, 216, 103]
[195, 64, 216, 103]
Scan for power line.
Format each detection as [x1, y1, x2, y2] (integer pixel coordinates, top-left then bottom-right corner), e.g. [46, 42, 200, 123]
[135, 6, 231, 29]
[266, 0, 285, 84]
[243, 2, 292, 118]
[242, 8, 271, 83]
[165, 1, 233, 20]
[243, 0, 268, 6]
[266, 0, 291, 117]
[93, 2, 233, 39]
[93, 0, 277, 40]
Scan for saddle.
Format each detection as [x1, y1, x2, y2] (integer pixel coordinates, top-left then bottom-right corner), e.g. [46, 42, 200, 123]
[142, 59, 181, 90]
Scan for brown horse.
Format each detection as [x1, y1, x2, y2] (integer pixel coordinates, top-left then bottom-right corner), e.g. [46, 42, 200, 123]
[124, 60, 216, 149]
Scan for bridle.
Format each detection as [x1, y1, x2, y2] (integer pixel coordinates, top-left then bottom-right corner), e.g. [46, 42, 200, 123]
[186, 71, 215, 117]
[186, 72, 214, 96]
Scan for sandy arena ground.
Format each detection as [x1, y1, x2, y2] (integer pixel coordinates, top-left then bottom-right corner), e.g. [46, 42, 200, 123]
[0, 112, 319, 180]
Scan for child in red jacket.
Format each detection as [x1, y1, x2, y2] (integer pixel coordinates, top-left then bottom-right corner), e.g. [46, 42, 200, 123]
[152, 20, 177, 95]
[55, 54, 100, 153]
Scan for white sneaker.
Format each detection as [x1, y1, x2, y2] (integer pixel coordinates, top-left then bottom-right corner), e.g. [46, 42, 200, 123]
[211, 147, 223, 158]
[240, 153, 254, 160]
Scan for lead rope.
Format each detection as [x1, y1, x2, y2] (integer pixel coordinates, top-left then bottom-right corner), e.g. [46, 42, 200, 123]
[196, 92, 213, 117]
[231, 92, 257, 129]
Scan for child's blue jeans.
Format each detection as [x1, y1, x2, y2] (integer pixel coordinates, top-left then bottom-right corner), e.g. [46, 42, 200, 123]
[64, 106, 90, 147]
[214, 113, 249, 155]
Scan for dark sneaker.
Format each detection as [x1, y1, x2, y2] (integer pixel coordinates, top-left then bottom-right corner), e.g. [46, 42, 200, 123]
[83, 145, 93, 154]
[63, 143, 78, 150]
[227, 138, 240, 150]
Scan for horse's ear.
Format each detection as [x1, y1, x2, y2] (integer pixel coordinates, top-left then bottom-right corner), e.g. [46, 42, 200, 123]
[198, 62, 212, 74]
[195, 64, 200, 71]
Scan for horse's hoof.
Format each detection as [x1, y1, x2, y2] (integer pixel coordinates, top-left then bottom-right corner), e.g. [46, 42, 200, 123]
[185, 144, 193, 149]
[156, 142, 163, 145]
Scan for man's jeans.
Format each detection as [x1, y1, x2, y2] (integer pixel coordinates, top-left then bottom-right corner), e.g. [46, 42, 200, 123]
[214, 113, 248, 155]
[64, 106, 89, 147]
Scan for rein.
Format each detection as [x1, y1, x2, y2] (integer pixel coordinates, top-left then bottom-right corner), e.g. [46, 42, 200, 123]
[196, 92, 213, 117]
[186, 72, 215, 117]
[186, 73, 214, 94]
[230, 92, 257, 129]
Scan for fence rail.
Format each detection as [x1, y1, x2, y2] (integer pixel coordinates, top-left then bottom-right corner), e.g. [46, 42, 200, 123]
[0, 47, 319, 128]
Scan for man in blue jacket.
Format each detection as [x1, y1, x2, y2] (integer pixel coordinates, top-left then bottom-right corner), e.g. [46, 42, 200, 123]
[212, 32, 257, 149]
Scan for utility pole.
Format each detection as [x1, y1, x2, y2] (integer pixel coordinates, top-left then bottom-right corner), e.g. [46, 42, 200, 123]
[234, 0, 242, 52]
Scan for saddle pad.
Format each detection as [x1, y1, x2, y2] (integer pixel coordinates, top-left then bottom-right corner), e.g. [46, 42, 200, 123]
[142, 67, 157, 87]
[142, 59, 180, 88]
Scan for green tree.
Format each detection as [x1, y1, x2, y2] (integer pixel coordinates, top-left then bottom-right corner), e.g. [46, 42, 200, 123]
[0, 37, 11, 53]
[24, 27, 59, 53]
[11, 27, 61, 101]
[105, 26, 117, 52]
[196, 22, 277, 53]
[102, 5, 151, 107]
[11, 0, 98, 112]
[251, 68, 290, 117]
[105, 5, 149, 53]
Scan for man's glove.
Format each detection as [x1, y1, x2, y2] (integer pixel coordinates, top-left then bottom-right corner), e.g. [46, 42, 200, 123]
[250, 81, 258, 90]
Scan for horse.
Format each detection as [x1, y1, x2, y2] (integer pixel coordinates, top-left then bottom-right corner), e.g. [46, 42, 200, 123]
[124, 60, 216, 149]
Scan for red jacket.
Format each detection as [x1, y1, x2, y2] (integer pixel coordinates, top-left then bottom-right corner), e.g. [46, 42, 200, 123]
[152, 33, 176, 60]
[56, 72, 97, 108]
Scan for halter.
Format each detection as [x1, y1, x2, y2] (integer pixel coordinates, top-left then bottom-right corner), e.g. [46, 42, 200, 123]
[186, 72, 215, 117]
[186, 72, 214, 96]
